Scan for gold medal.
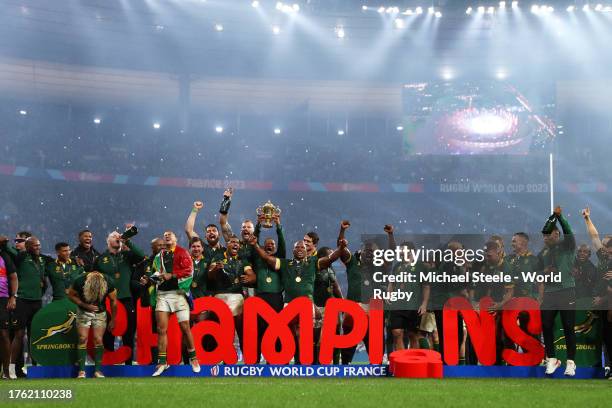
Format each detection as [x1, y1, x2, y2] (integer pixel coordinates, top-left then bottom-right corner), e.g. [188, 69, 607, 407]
[191, 282, 198, 288]
[364, 280, 370, 286]
[115, 273, 121, 279]
[295, 276, 301, 283]
[266, 276, 272, 283]
[234, 278, 239, 284]
[327, 287, 333, 293]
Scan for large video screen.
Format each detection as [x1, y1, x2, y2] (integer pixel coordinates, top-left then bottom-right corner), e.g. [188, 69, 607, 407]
[401, 81, 557, 155]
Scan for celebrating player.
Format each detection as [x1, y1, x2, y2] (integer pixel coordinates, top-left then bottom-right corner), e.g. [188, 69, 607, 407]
[250, 235, 343, 363]
[146, 231, 200, 376]
[67, 271, 117, 378]
[94, 228, 145, 364]
[538, 206, 577, 376]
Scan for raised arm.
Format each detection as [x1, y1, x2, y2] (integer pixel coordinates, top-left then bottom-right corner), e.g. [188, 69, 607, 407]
[582, 207, 603, 251]
[274, 214, 286, 258]
[317, 239, 346, 270]
[384, 224, 396, 250]
[218, 188, 234, 243]
[556, 209, 575, 252]
[124, 237, 145, 262]
[185, 201, 203, 240]
[541, 207, 559, 234]
[337, 220, 352, 264]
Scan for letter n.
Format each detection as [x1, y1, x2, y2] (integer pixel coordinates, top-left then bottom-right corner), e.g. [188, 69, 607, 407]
[443, 296, 496, 365]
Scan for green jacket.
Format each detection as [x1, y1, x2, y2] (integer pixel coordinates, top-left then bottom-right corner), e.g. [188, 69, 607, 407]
[12, 251, 53, 300]
[45, 259, 85, 300]
[254, 224, 286, 294]
[94, 240, 145, 299]
[538, 213, 576, 292]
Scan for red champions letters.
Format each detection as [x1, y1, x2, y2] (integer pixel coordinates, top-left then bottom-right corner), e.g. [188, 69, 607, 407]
[442, 296, 544, 366]
[104, 296, 542, 366]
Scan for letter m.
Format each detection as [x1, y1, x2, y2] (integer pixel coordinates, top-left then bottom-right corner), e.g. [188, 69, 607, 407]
[242, 297, 314, 365]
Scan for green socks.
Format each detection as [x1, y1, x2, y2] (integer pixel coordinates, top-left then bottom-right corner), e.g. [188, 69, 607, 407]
[78, 344, 87, 371]
[94, 346, 104, 371]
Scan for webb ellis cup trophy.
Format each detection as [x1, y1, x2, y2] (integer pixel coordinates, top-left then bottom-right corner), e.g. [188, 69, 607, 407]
[256, 200, 281, 228]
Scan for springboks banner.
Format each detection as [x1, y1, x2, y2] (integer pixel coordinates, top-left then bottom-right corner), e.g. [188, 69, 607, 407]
[30, 299, 79, 365]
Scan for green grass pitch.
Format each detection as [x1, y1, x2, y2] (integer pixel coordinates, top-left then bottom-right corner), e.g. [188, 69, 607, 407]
[0, 377, 608, 407]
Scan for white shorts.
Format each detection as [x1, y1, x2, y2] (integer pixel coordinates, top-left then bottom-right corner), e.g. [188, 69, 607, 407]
[215, 293, 244, 316]
[419, 311, 437, 333]
[77, 309, 107, 329]
[156, 291, 190, 323]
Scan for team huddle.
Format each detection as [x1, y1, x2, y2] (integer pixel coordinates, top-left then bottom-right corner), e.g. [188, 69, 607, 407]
[0, 190, 611, 379]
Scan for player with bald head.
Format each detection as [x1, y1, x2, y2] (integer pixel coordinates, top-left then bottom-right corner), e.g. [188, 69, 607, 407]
[0, 236, 52, 378]
[93, 226, 145, 365]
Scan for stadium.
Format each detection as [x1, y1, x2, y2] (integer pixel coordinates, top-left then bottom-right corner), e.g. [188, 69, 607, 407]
[0, 0, 610, 406]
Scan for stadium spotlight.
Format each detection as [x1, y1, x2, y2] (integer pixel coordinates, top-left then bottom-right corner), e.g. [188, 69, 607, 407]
[567, 5, 575, 12]
[215, 125, 223, 133]
[415, 6, 423, 14]
[251, 1, 259, 8]
[362, 5, 368, 11]
[215, 23, 224, 31]
[377, 6, 385, 13]
[583, 4, 590, 11]
[531, 5, 539, 14]
[396, 125, 404, 131]
[428, 7, 435, 14]
[19, 109, 27, 115]
[274, 128, 282, 135]
[511, 1, 518, 8]
[153, 122, 161, 129]
[435, 11, 442, 18]
[403, 9, 414, 15]
[441, 68, 454, 81]
[272, 25, 280, 35]
[478, 6, 485, 13]
[93, 118, 101, 124]
[335, 25, 345, 38]
[595, 4, 603, 11]
[466, 7, 473, 15]
[499, 1, 506, 8]
[487, 6, 495, 14]
[496, 69, 507, 80]
[276, 2, 283, 10]
[394, 18, 405, 28]
[337, 130, 345, 136]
